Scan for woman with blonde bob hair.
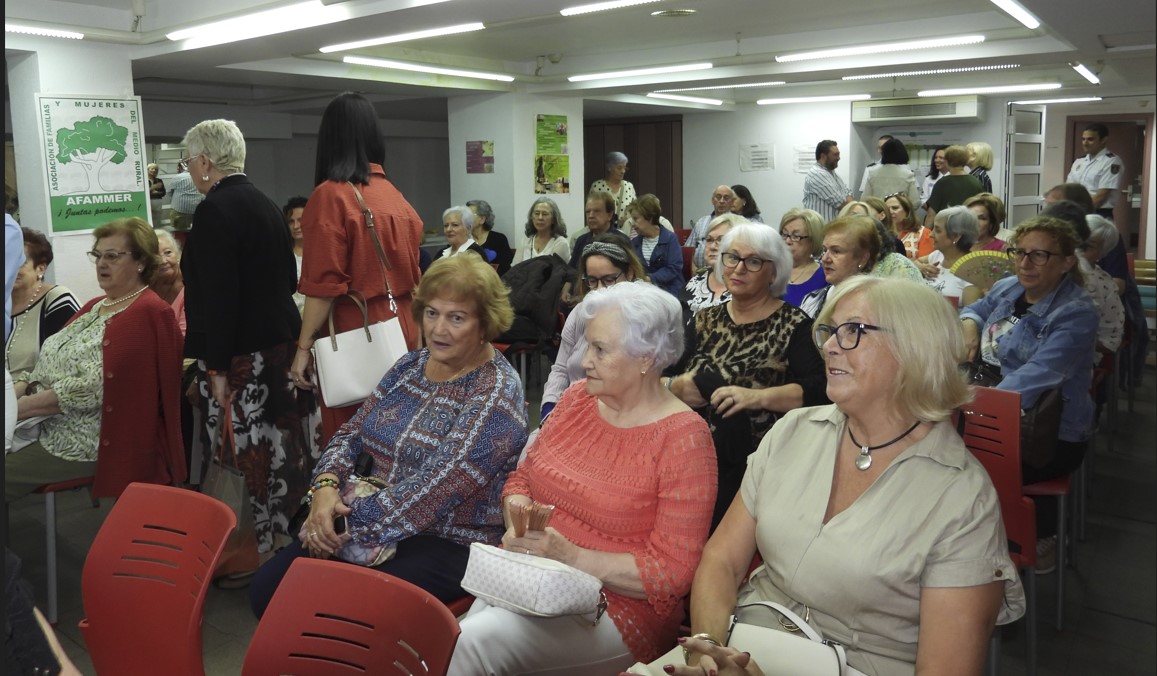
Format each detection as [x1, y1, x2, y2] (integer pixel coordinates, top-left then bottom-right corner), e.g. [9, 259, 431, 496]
[675, 275, 1023, 676]
[780, 207, 826, 307]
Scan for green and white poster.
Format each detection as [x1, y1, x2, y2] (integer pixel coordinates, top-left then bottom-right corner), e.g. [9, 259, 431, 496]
[36, 94, 149, 234]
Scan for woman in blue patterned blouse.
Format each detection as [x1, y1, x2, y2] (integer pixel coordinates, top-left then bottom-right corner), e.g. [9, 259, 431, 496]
[251, 254, 529, 615]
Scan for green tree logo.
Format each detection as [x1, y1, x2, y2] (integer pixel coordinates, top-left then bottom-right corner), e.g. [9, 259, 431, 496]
[55, 116, 129, 193]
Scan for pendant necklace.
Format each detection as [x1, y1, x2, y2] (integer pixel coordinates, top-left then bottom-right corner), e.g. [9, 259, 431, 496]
[847, 420, 921, 470]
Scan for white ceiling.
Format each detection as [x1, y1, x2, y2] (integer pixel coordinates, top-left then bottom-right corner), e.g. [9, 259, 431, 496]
[5, 0, 1156, 122]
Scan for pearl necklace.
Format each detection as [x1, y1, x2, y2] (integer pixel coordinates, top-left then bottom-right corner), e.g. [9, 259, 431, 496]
[101, 286, 148, 308]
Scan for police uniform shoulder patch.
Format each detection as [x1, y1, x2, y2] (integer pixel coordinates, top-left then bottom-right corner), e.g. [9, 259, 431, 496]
[1111, 164, 1121, 174]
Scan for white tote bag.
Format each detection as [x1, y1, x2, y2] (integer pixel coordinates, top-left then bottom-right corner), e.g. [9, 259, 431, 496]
[460, 543, 608, 623]
[312, 291, 408, 408]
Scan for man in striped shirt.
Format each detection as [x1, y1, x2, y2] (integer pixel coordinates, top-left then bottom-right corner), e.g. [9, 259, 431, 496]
[802, 140, 853, 222]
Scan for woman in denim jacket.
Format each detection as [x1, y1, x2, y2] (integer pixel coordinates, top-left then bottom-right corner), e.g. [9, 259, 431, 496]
[959, 216, 1097, 568]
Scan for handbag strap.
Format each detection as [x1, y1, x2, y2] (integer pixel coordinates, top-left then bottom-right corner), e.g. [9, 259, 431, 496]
[213, 402, 236, 467]
[348, 182, 397, 314]
[324, 291, 372, 351]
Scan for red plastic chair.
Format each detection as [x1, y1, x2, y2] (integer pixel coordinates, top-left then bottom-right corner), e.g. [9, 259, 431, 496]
[32, 475, 97, 625]
[681, 246, 696, 282]
[445, 594, 475, 618]
[242, 558, 461, 676]
[674, 229, 693, 245]
[1023, 474, 1073, 633]
[78, 483, 236, 676]
[959, 387, 1038, 676]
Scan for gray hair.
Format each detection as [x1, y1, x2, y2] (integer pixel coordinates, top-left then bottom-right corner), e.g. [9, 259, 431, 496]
[580, 280, 684, 370]
[605, 151, 628, 170]
[934, 206, 979, 252]
[182, 119, 246, 174]
[442, 205, 476, 230]
[466, 199, 494, 231]
[523, 197, 568, 239]
[715, 223, 793, 298]
[1085, 214, 1119, 258]
[155, 229, 182, 256]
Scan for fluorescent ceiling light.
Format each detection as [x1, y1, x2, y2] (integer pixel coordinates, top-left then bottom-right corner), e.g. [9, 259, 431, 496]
[646, 92, 724, 105]
[1071, 63, 1101, 85]
[1106, 44, 1156, 53]
[343, 56, 515, 82]
[919, 83, 1061, 96]
[843, 64, 1019, 80]
[988, 0, 1040, 29]
[777, 35, 984, 63]
[757, 94, 872, 105]
[5, 23, 83, 39]
[1012, 96, 1103, 105]
[561, 0, 663, 16]
[167, 1, 339, 47]
[569, 62, 712, 82]
[654, 81, 785, 93]
[320, 23, 484, 53]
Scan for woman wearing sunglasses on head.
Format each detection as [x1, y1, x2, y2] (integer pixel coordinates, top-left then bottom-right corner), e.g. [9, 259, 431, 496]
[672, 276, 1023, 676]
[540, 236, 647, 422]
[665, 224, 827, 529]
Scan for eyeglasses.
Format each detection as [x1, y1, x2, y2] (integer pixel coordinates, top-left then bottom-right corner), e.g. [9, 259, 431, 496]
[711, 194, 734, 202]
[721, 252, 767, 272]
[704, 235, 725, 246]
[86, 250, 134, 264]
[883, 192, 905, 200]
[1006, 248, 1060, 266]
[583, 272, 624, 289]
[781, 233, 810, 243]
[813, 322, 883, 350]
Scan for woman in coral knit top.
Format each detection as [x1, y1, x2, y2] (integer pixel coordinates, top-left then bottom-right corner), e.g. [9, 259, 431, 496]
[448, 281, 718, 675]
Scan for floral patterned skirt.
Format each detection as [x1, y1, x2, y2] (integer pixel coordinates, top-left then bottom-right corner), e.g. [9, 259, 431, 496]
[192, 341, 322, 553]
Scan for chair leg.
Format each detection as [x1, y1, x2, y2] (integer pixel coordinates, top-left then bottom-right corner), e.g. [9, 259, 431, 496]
[986, 629, 1000, 676]
[1105, 362, 1118, 451]
[1024, 568, 1037, 676]
[1076, 462, 1087, 543]
[1055, 493, 1067, 632]
[44, 492, 58, 625]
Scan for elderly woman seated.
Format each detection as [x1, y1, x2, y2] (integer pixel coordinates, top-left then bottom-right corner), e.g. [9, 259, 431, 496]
[779, 208, 825, 307]
[686, 213, 745, 314]
[675, 276, 1024, 676]
[250, 254, 528, 615]
[448, 281, 717, 675]
[441, 205, 488, 259]
[800, 216, 882, 319]
[666, 224, 827, 527]
[541, 236, 647, 421]
[1081, 214, 1125, 355]
[8, 227, 80, 392]
[149, 230, 186, 334]
[7, 217, 185, 501]
[915, 206, 983, 307]
[629, 194, 684, 297]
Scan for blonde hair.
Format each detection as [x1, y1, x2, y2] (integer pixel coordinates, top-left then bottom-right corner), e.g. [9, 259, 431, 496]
[412, 254, 514, 341]
[817, 275, 972, 422]
[1011, 216, 1085, 287]
[779, 208, 825, 256]
[965, 142, 993, 171]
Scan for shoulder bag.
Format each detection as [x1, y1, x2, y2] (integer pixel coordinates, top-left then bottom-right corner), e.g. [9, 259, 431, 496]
[310, 183, 408, 408]
[200, 405, 259, 577]
[964, 361, 1062, 469]
[460, 543, 608, 623]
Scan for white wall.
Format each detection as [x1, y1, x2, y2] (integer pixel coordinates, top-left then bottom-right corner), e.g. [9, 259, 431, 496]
[682, 102, 852, 226]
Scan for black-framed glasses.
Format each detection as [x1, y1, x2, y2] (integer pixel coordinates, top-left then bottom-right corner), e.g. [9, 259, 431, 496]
[583, 272, 624, 289]
[1006, 248, 1060, 266]
[86, 250, 134, 264]
[781, 232, 810, 243]
[721, 252, 767, 272]
[813, 322, 883, 350]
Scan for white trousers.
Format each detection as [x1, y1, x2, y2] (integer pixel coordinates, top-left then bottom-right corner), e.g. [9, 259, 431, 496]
[447, 598, 636, 676]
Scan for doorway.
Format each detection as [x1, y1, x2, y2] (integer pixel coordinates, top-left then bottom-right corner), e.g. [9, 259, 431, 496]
[1065, 114, 1153, 254]
[584, 117, 683, 229]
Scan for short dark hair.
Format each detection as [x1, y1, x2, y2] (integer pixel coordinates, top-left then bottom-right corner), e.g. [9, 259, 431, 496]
[879, 139, 910, 165]
[815, 140, 838, 162]
[21, 227, 53, 268]
[283, 196, 308, 220]
[314, 92, 386, 187]
[1046, 183, 1095, 215]
[1041, 200, 1090, 243]
[730, 184, 761, 219]
[1084, 123, 1109, 139]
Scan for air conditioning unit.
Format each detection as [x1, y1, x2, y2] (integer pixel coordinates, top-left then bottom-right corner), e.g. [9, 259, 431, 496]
[852, 96, 985, 125]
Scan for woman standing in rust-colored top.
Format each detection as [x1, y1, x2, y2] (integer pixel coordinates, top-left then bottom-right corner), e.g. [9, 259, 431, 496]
[291, 92, 424, 441]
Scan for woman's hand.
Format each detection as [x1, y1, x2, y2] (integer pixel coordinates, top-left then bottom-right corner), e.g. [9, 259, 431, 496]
[503, 526, 580, 567]
[710, 386, 764, 418]
[653, 637, 765, 676]
[916, 261, 941, 280]
[302, 486, 352, 557]
[209, 373, 231, 409]
[961, 319, 980, 362]
[291, 345, 315, 390]
[671, 374, 707, 408]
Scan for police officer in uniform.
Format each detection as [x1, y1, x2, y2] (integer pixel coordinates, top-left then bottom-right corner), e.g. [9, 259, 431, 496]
[1066, 122, 1123, 220]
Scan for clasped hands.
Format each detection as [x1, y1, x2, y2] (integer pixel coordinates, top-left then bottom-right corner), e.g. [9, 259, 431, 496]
[302, 487, 351, 559]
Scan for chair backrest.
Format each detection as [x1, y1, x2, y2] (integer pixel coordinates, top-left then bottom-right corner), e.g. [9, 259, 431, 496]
[242, 558, 462, 676]
[681, 246, 696, 282]
[79, 482, 237, 676]
[958, 386, 1036, 567]
[674, 228, 693, 245]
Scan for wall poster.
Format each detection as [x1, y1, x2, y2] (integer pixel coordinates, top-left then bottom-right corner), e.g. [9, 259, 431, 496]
[36, 94, 150, 234]
[466, 140, 494, 174]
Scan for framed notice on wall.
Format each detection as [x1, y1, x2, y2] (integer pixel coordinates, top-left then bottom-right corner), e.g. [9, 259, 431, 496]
[35, 94, 150, 234]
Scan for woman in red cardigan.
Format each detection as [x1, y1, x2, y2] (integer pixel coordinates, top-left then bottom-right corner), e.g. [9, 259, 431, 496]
[7, 217, 184, 500]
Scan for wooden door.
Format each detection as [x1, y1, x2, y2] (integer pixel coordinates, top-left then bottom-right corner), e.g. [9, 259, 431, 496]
[584, 117, 683, 229]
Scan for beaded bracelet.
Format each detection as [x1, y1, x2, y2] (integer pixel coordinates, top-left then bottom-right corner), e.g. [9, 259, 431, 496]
[304, 478, 340, 504]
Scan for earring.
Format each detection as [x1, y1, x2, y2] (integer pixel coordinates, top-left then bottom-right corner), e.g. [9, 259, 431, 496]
[138, 267, 143, 273]
[640, 369, 647, 375]
[37, 274, 44, 281]
[201, 175, 210, 181]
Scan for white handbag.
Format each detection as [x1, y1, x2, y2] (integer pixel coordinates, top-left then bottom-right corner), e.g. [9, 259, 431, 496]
[312, 291, 408, 408]
[460, 543, 608, 623]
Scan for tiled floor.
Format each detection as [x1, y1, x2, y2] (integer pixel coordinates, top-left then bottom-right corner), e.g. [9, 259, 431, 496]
[8, 364, 1155, 675]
